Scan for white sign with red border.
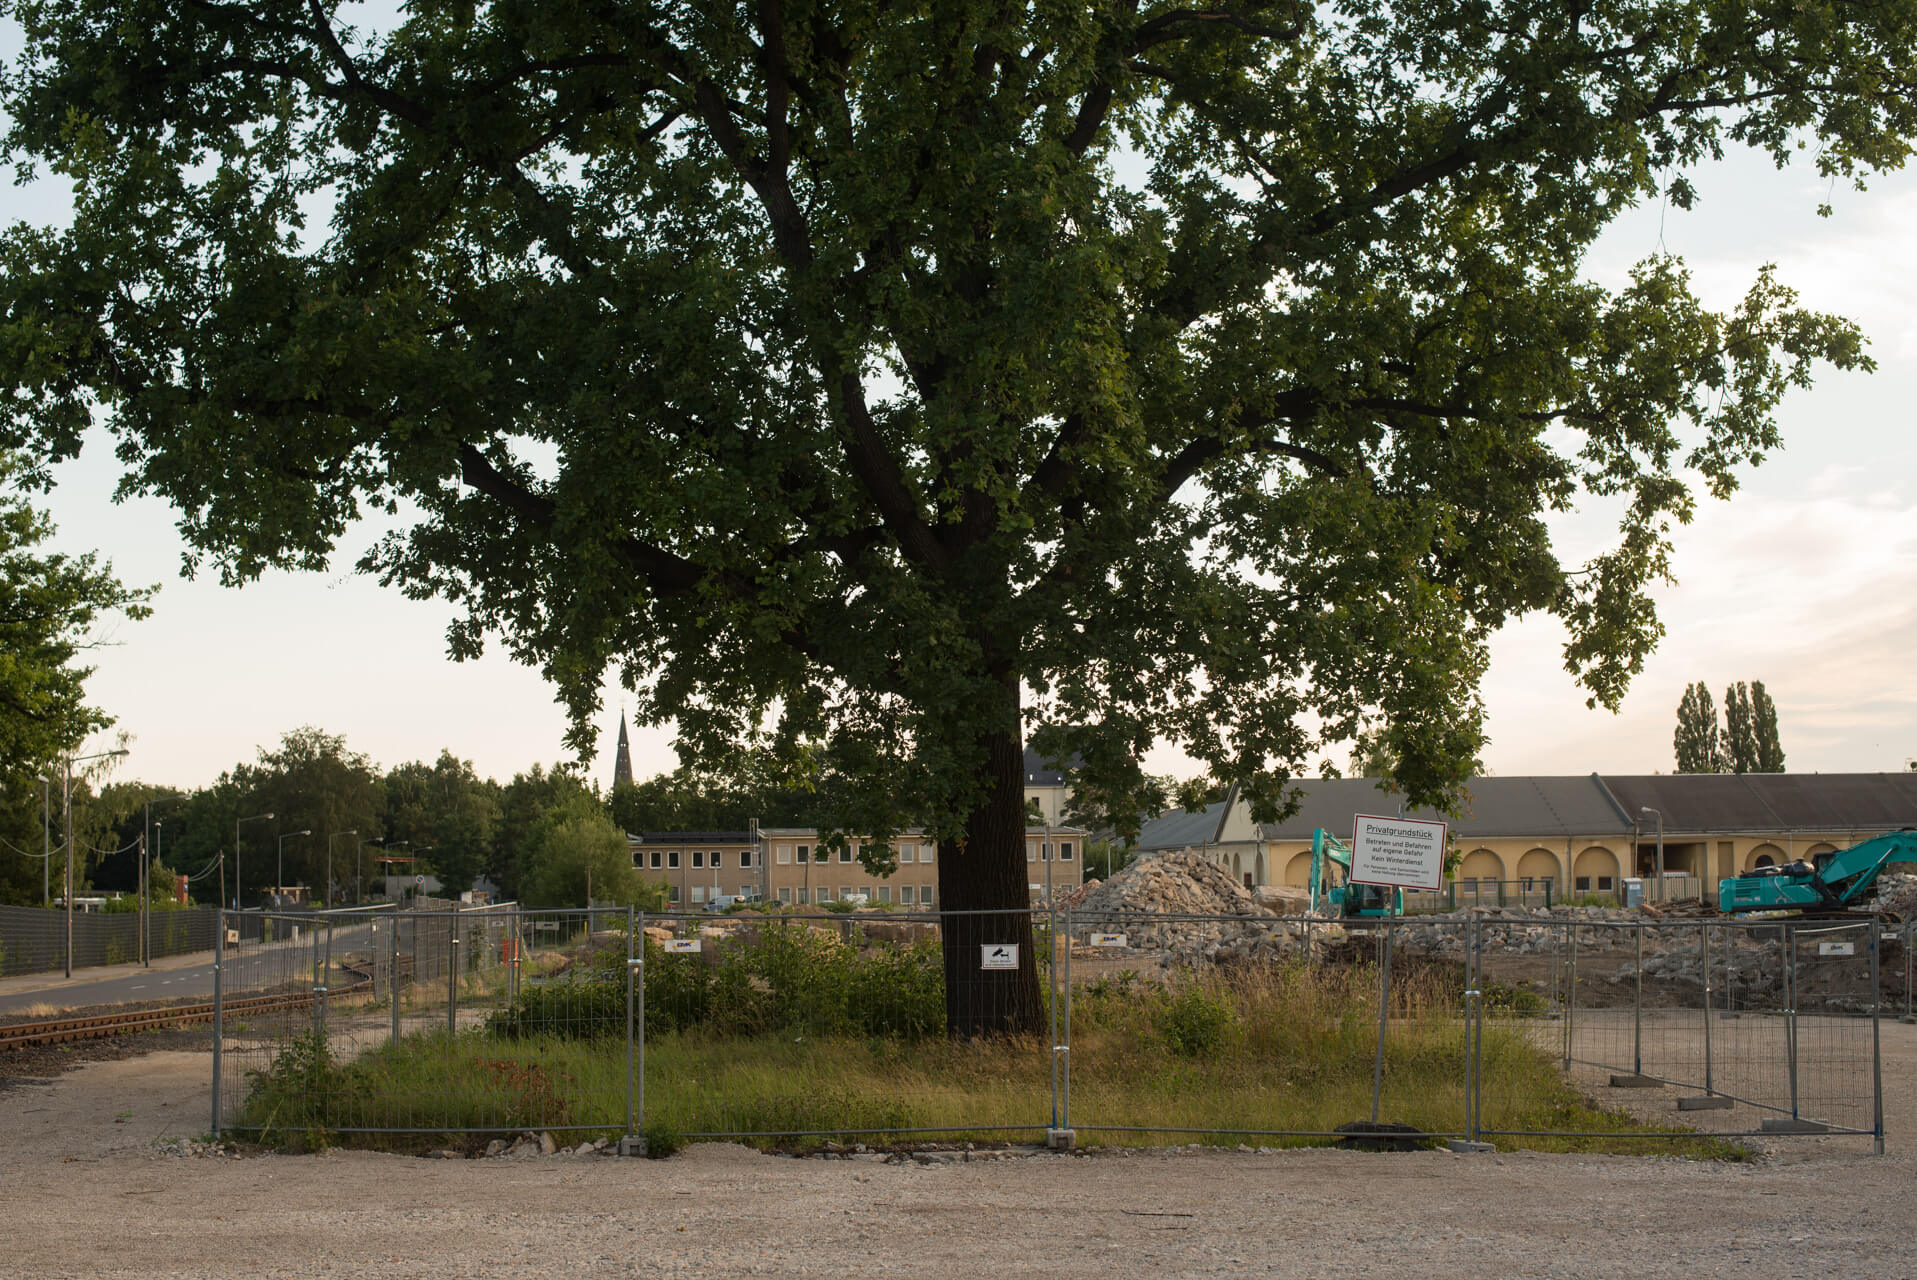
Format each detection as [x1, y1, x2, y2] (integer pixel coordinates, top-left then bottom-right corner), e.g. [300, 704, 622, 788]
[1351, 814, 1449, 892]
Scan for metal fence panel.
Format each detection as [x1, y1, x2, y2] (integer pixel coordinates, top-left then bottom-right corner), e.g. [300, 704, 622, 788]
[0, 903, 219, 976]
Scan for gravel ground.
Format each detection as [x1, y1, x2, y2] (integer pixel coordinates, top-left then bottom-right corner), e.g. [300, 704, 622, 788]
[3, 1043, 1915, 1279]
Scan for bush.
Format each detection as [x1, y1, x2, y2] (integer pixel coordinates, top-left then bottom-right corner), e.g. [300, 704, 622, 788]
[1157, 986, 1236, 1058]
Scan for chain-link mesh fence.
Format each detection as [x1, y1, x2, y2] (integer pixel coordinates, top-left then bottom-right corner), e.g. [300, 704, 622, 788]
[210, 905, 1888, 1154]
[0, 904, 219, 976]
[1474, 917, 1883, 1146]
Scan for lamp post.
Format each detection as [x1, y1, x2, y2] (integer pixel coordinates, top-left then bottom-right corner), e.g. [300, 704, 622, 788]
[373, 839, 410, 900]
[327, 830, 358, 908]
[62, 747, 129, 979]
[235, 811, 275, 910]
[1640, 807, 1664, 902]
[34, 773, 48, 907]
[277, 829, 313, 906]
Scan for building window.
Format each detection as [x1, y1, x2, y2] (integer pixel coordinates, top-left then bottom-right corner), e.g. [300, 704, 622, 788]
[1574, 876, 1591, 891]
[1026, 843, 1037, 863]
[817, 887, 833, 903]
[797, 844, 810, 864]
[899, 885, 915, 905]
[859, 886, 872, 900]
[740, 884, 753, 897]
[650, 851, 662, 869]
[776, 844, 791, 864]
[797, 887, 809, 905]
[740, 849, 753, 867]
[840, 844, 854, 862]
[1597, 876, 1615, 892]
[898, 844, 915, 863]
[631, 850, 644, 869]
[668, 884, 681, 902]
[921, 844, 934, 864]
[1059, 841, 1073, 861]
[921, 884, 934, 905]
[667, 850, 680, 869]
[841, 886, 853, 900]
[711, 850, 724, 870]
[692, 850, 704, 868]
[691, 885, 706, 904]
[777, 887, 792, 904]
[876, 886, 892, 903]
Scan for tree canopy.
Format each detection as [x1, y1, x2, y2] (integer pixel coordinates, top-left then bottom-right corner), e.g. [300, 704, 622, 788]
[1673, 681, 1719, 774]
[1, 0, 1910, 1025]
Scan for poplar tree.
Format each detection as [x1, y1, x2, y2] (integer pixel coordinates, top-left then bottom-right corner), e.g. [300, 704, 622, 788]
[1673, 682, 1719, 775]
[1722, 682, 1758, 774]
[1751, 681, 1786, 773]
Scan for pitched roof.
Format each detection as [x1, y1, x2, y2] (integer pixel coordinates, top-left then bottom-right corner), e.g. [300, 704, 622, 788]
[1135, 798, 1230, 850]
[1254, 776, 1632, 841]
[1600, 773, 1917, 834]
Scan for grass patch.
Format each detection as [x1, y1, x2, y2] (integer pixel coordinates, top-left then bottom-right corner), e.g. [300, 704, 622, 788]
[239, 930, 1738, 1159]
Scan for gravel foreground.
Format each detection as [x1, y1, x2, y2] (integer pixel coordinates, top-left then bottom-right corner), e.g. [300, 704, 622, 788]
[1, 1049, 1911, 1279]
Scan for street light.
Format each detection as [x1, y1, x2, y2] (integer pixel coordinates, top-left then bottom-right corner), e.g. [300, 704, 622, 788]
[1640, 807, 1664, 902]
[277, 829, 313, 905]
[235, 811, 275, 910]
[327, 830, 358, 907]
[372, 839, 410, 900]
[33, 773, 48, 907]
[62, 747, 129, 979]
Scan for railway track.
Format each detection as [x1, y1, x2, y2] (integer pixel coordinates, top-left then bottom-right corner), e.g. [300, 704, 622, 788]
[0, 967, 379, 1053]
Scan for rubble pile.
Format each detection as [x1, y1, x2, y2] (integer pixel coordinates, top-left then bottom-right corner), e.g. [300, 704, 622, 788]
[1875, 873, 1917, 920]
[1072, 850, 1261, 919]
[1068, 851, 1346, 967]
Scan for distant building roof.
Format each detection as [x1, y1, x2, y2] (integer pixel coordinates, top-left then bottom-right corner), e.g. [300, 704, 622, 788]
[1023, 747, 1082, 788]
[1135, 772, 1917, 850]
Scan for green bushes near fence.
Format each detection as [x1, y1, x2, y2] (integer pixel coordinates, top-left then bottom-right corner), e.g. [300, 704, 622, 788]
[243, 923, 1732, 1157]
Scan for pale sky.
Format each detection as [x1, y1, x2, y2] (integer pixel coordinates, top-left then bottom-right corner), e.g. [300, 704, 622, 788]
[13, 83, 1916, 790]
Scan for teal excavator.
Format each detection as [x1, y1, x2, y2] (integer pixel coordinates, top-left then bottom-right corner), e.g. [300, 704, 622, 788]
[1717, 828, 1915, 917]
[1307, 828, 1405, 918]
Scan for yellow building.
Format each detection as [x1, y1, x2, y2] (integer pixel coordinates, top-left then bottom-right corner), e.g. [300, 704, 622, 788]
[627, 825, 1089, 908]
[1134, 773, 1917, 903]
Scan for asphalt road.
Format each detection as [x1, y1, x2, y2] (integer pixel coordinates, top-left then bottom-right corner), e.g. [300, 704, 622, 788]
[0, 921, 382, 1016]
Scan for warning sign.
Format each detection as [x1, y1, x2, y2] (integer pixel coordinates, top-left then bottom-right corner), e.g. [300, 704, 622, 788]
[980, 944, 1020, 970]
[1351, 814, 1448, 893]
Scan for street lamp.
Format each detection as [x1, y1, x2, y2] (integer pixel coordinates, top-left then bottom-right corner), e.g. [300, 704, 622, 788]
[62, 747, 129, 979]
[235, 811, 275, 910]
[327, 830, 358, 907]
[277, 829, 313, 905]
[1640, 807, 1664, 902]
[372, 838, 410, 900]
[33, 773, 48, 907]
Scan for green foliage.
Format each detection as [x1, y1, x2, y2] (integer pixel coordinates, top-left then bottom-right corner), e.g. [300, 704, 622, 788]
[1751, 682, 1786, 774]
[520, 792, 656, 908]
[1723, 682, 1758, 775]
[0, 1, 1900, 911]
[243, 1031, 339, 1140]
[1156, 986, 1237, 1058]
[385, 751, 501, 895]
[1674, 682, 1720, 774]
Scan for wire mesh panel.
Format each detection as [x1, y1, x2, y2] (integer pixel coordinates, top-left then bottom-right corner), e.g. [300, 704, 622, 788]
[1060, 912, 1472, 1144]
[0, 904, 221, 975]
[635, 908, 1051, 1147]
[215, 906, 635, 1139]
[1479, 917, 1882, 1143]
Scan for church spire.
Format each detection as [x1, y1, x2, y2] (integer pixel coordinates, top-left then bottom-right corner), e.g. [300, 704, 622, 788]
[614, 710, 634, 789]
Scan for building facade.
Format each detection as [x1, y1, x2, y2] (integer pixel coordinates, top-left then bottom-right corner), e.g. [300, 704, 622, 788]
[628, 825, 1090, 907]
[1135, 772, 1917, 900]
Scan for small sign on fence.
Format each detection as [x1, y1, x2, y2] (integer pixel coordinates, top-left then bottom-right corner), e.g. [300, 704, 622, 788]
[980, 943, 1019, 970]
[1089, 933, 1127, 948]
[226, 929, 239, 945]
[663, 938, 701, 954]
[1819, 941, 1856, 957]
[1350, 813, 1449, 892]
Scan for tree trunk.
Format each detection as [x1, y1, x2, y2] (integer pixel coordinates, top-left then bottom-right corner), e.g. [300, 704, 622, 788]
[936, 683, 1044, 1037]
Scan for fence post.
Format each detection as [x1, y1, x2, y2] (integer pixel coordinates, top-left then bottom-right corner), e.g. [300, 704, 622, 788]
[1786, 923, 1800, 1121]
[1060, 905, 1073, 1132]
[390, 907, 402, 1048]
[211, 909, 224, 1137]
[1564, 922, 1576, 1071]
[1370, 915, 1393, 1124]
[447, 908, 460, 1039]
[1871, 924, 1885, 1155]
[1047, 904, 1060, 1132]
[1466, 916, 1480, 1142]
[1701, 923, 1714, 1097]
[626, 906, 638, 1148]
[1633, 923, 1644, 1078]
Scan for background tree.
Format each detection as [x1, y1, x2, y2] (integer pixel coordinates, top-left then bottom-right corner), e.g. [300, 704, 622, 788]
[1673, 683, 1720, 774]
[491, 765, 598, 902]
[1751, 682, 1785, 774]
[1, 2, 1909, 1029]
[383, 750, 501, 895]
[1722, 682, 1759, 775]
[520, 792, 660, 909]
[228, 728, 385, 904]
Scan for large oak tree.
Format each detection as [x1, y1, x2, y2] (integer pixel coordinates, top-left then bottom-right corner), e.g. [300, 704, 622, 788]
[0, 0, 1909, 1028]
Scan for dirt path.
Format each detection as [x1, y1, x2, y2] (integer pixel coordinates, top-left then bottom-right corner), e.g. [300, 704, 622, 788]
[1, 1047, 1913, 1279]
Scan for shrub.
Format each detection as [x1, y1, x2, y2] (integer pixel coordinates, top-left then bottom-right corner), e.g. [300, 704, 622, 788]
[1157, 986, 1236, 1058]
